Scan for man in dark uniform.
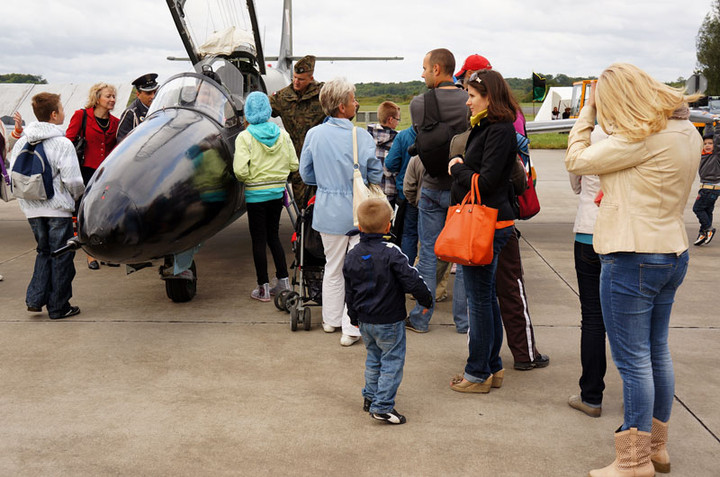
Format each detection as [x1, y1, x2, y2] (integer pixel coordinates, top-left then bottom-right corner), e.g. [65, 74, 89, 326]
[117, 73, 159, 142]
[269, 55, 325, 203]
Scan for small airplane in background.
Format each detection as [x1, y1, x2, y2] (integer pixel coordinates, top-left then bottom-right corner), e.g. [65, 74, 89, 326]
[56, 0, 401, 302]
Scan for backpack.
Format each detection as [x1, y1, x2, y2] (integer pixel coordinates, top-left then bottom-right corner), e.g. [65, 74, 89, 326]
[11, 140, 55, 201]
[513, 133, 540, 220]
[413, 89, 457, 178]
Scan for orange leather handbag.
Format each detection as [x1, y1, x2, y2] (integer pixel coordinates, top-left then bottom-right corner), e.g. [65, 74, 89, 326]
[434, 174, 498, 266]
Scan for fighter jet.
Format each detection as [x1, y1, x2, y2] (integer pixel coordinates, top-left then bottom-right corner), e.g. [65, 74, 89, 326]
[56, 0, 400, 303]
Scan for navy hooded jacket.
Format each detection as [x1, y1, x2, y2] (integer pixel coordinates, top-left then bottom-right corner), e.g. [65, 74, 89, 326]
[343, 232, 432, 326]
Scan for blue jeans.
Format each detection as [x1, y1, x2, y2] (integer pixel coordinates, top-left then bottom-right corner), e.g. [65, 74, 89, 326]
[407, 188, 451, 331]
[27, 217, 76, 318]
[599, 251, 689, 432]
[692, 188, 720, 232]
[452, 265, 468, 333]
[359, 320, 406, 414]
[400, 202, 419, 266]
[461, 226, 514, 383]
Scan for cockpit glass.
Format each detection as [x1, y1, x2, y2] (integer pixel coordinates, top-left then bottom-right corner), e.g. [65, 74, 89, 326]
[148, 75, 236, 126]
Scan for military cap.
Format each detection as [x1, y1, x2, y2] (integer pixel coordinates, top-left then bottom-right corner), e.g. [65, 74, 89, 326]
[132, 73, 159, 92]
[294, 55, 316, 74]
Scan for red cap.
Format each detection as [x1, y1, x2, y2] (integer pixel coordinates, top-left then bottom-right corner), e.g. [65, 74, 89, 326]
[455, 54, 492, 78]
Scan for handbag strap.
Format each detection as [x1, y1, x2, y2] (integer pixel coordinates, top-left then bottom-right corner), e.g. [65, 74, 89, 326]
[352, 126, 359, 168]
[80, 109, 87, 139]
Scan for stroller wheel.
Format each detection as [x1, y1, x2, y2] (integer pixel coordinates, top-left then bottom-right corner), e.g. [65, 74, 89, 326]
[274, 289, 290, 311]
[302, 307, 312, 331]
[284, 291, 300, 313]
[290, 305, 299, 331]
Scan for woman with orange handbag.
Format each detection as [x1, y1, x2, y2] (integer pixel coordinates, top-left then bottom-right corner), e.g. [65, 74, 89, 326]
[447, 69, 518, 393]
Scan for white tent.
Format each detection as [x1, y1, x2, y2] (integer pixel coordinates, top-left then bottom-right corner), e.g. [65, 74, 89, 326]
[0, 83, 133, 134]
[534, 87, 573, 121]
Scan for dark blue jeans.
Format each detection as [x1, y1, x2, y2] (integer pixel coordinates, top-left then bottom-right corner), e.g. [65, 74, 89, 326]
[461, 226, 514, 383]
[599, 251, 688, 432]
[692, 188, 720, 232]
[400, 202, 419, 266]
[574, 240, 606, 406]
[359, 320, 406, 414]
[27, 217, 76, 318]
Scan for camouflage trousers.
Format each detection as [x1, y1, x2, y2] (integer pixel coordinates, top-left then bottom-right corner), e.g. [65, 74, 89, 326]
[289, 171, 316, 208]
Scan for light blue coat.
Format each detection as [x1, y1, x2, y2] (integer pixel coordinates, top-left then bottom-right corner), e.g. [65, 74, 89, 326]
[300, 117, 382, 235]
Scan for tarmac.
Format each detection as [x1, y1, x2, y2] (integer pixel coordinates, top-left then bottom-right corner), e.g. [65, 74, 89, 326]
[1, 149, 719, 476]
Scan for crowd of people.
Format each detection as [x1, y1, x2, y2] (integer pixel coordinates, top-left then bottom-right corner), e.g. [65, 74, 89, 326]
[1, 48, 711, 475]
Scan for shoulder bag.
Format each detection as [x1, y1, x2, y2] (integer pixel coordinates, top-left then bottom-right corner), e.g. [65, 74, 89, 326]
[434, 174, 498, 265]
[72, 109, 88, 166]
[351, 127, 385, 226]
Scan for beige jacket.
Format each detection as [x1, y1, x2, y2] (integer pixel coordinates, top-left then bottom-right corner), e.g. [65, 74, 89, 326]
[565, 105, 702, 255]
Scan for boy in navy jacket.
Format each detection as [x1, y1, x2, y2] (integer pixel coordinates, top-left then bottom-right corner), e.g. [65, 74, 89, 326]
[343, 198, 432, 424]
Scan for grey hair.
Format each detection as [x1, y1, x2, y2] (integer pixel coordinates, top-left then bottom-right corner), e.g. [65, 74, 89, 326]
[319, 77, 355, 117]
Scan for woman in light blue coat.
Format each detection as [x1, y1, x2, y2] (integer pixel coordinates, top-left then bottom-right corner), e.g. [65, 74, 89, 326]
[300, 78, 382, 346]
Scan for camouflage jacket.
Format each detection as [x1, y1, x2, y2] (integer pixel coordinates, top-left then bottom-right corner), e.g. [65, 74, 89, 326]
[270, 81, 325, 157]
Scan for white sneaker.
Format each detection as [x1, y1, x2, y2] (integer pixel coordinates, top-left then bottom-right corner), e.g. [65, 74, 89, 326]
[340, 334, 361, 346]
[269, 277, 290, 296]
[251, 283, 271, 302]
[0, 274, 4, 281]
[322, 323, 337, 333]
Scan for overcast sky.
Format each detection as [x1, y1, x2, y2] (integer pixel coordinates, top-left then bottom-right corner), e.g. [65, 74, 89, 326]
[0, 0, 714, 87]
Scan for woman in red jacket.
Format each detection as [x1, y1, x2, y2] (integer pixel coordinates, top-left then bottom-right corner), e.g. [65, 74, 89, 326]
[66, 82, 119, 269]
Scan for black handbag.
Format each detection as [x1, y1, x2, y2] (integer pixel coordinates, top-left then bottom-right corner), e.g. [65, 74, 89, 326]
[73, 109, 88, 166]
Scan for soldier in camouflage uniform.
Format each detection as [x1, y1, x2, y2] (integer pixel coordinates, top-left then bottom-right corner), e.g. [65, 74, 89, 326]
[270, 55, 325, 204]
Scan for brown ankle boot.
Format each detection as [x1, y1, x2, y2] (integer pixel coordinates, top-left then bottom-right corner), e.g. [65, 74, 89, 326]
[588, 427, 655, 477]
[651, 418, 670, 473]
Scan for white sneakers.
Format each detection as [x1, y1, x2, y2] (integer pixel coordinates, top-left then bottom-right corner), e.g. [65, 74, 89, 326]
[340, 334, 361, 347]
[269, 277, 290, 296]
[322, 323, 337, 333]
[251, 283, 271, 302]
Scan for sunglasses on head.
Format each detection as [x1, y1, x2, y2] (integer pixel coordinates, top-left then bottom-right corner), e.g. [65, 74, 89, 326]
[468, 72, 483, 84]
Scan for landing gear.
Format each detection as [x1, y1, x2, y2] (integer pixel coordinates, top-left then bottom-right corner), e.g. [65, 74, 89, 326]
[161, 257, 197, 303]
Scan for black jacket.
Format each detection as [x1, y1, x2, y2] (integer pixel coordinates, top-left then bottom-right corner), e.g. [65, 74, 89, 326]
[450, 117, 516, 221]
[343, 233, 432, 325]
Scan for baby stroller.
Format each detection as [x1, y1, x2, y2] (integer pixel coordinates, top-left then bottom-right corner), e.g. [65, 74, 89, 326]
[274, 186, 325, 331]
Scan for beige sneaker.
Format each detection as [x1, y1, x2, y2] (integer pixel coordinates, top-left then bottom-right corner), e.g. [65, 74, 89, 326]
[568, 394, 602, 418]
[340, 334, 360, 346]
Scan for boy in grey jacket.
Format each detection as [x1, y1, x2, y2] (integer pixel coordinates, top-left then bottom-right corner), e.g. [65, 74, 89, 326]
[9, 93, 85, 319]
[693, 123, 720, 246]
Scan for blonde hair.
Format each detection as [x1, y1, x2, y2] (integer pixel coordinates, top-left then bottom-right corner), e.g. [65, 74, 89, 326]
[319, 77, 355, 117]
[85, 82, 117, 109]
[377, 101, 400, 124]
[357, 198, 393, 234]
[595, 63, 701, 142]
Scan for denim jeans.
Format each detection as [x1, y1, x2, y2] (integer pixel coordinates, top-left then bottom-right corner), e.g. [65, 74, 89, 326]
[599, 251, 689, 432]
[400, 202, 419, 266]
[461, 226, 514, 383]
[27, 217, 76, 318]
[692, 188, 720, 232]
[359, 320, 406, 414]
[574, 240, 606, 406]
[407, 188, 451, 331]
[451, 265, 468, 333]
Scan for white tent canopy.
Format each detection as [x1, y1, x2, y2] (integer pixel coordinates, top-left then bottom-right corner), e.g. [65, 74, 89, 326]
[534, 86, 573, 121]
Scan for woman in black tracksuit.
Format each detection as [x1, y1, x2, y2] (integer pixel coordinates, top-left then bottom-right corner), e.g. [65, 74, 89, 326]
[448, 69, 519, 394]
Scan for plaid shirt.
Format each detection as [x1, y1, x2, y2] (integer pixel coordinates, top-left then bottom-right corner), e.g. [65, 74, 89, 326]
[367, 123, 398, 200]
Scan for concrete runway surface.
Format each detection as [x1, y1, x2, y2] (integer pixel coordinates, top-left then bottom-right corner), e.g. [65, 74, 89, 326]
[1, 149, 718, 476]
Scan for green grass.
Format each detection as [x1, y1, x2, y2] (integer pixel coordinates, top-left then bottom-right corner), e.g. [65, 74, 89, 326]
[355, 99, 568, 149]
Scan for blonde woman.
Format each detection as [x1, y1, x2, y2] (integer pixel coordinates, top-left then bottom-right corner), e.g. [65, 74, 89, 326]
[66, 83, 119, 269]
[566, 63, 702, 477]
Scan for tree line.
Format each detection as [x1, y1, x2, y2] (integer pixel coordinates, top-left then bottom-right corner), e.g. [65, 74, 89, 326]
[0, 73, 47, 84]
